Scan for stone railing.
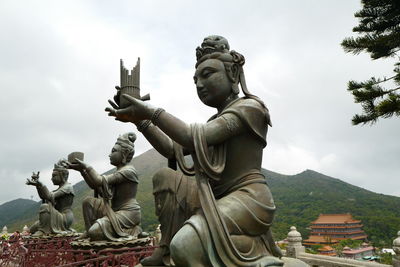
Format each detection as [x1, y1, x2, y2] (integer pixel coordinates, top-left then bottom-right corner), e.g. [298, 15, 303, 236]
[393, 231, 400, 267]
[285, 226, 399, 267]
[297, 252, 390, 267]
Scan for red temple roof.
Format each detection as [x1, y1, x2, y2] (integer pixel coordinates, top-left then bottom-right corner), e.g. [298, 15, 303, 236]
[303, 235, 339, 243]
[311, 213, 361, 224]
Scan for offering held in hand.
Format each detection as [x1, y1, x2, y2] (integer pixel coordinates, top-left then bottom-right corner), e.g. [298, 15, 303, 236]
[68, 152, 84, 164]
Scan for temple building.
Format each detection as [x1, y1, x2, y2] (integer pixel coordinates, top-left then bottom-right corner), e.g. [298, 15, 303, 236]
[317, 245, 337, 257]
[303, 213, 368, 246]
[342, 245, 374, 260]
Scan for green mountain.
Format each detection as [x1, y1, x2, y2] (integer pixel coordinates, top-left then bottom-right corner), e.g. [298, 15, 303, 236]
[3, 149, 399, 247]
[0, 198, 38, 228]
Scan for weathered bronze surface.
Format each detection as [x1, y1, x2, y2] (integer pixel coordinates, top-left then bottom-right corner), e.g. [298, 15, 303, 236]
[26, 160, 75, 236]
[66, 133, 142, 242]
[106, 36, 304, 266]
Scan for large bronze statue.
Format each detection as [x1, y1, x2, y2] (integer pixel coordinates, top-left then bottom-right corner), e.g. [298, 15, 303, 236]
[66, 133, 142, 241]
[26, 160, 75, 236]
[106, 36, 294, 266]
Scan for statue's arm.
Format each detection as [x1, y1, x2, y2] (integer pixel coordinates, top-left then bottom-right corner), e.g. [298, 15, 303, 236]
[106, 95, 244, 149]
[81, 167, 103, 189]
[153, 112, 195, 150]
[135, 121, 175, 159]
[65, 159, 102, 189]
[36, 184, 54, 205]
[155, 112, 244, 149]
[80, 169, 99, 189]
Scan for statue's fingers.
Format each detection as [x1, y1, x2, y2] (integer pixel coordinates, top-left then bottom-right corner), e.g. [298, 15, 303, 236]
[115, 85, 121, 90]
[105, 107, 116, 116]
[108, 99, 119, 109]
[122, 94, 139, 104]
[37, 171, 40, 176]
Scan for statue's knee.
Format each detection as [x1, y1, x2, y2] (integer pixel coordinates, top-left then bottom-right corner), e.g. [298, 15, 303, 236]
[88, 222, 104, 241]
[170, 224, 206, 266]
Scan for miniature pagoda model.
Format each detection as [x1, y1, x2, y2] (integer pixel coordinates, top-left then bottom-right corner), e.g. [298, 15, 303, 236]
[303, 213, 368, 246]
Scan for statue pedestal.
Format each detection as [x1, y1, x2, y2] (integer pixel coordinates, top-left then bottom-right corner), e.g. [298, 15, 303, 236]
[71, 237, 152, 251]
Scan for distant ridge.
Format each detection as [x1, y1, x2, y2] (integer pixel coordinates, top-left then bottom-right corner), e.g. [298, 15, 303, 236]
[2, 149, 399, 246]
[0, 198, 39, 228]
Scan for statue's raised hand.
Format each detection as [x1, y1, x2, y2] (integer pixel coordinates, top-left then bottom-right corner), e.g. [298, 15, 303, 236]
[105, 94, 155, 123]
[65, 158, 90, 172]
[26, 171, 41, 186]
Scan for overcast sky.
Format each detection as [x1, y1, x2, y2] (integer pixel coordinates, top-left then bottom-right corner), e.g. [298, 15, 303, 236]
[0, 0, 399, 205]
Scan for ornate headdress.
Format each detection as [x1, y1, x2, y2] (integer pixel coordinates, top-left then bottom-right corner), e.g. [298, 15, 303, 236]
[195, 35, 244, 68]
[115, 132, 136, 163]
[54, 159, 68, 170]
[116, 132, 136, 149]
[196, 35, 271, 126]
[53, 159, 69, 179]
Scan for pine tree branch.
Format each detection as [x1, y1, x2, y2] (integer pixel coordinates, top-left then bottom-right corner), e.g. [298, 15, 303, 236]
[344, 0, 400, 125]
[370, 75, 396, 85]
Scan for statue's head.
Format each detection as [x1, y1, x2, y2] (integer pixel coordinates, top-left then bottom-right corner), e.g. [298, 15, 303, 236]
[194, 35, 246, 108]
[194, 35, 271, 126]
[52, 160, 69, 185]
[110, 132, 136, 166]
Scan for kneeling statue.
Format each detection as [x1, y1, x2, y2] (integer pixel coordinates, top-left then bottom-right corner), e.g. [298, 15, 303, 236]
[66, 132, 141, 241]
[105, 36, 308, 266]
[27, 160, 75, 236]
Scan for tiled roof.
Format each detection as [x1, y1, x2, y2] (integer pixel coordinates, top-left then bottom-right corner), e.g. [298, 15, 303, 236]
[311, 213, 360, 224]
[342, 246, 374, 255]
[303, 235, 338, 243]
[318, 245, 334, 251]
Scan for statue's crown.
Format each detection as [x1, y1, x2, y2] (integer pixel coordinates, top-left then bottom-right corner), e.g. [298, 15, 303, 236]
[54, 159, 68, 171]
[116, 132, 136, 149]
[196, 35, 230, 61]
[195, 35, 245, 68]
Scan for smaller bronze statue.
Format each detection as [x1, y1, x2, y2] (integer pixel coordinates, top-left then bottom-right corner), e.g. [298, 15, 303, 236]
[26, 160, 75, 236]
[66, 133, 142, 241]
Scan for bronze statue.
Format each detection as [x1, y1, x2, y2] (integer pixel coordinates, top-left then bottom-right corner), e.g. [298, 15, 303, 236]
[26, 160, 75, 236]
[106, 36, 290, 266]
[66, 133, 142, 241]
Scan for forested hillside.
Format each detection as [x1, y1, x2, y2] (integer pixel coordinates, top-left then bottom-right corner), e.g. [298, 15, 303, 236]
[3, 149, 399, 247]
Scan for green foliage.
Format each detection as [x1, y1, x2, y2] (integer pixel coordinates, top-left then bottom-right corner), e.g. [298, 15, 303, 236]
[311, 244, 323, 251]
[334, 239, 363, 253]
[379, 252, 393, 265]
[341, 0, 400, 125]
[305, 247, 318, 254]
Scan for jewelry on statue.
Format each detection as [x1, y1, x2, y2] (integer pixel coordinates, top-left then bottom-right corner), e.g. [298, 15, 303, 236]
[137, 120, 152, 132]
[151, 108, 165, 125]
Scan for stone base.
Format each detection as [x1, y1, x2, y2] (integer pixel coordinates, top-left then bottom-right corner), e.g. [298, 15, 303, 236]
[133, 257, 308, 267]
[282, 257, 310, 267]
[70, 237, 152, 250]
[23, 232, 80, 240]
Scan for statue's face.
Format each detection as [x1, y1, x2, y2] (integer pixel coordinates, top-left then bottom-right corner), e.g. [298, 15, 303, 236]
[109, 144, 124, 166]
[194, 59, 232, 108]
[51, 170, 63, 185]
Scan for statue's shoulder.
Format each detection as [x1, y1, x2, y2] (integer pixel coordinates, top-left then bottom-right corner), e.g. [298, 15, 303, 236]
[223, 97, 269, 147]
[230, 97, 266, 111]
[117, 165, 138, 183]
[56, 182, 74, 195]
